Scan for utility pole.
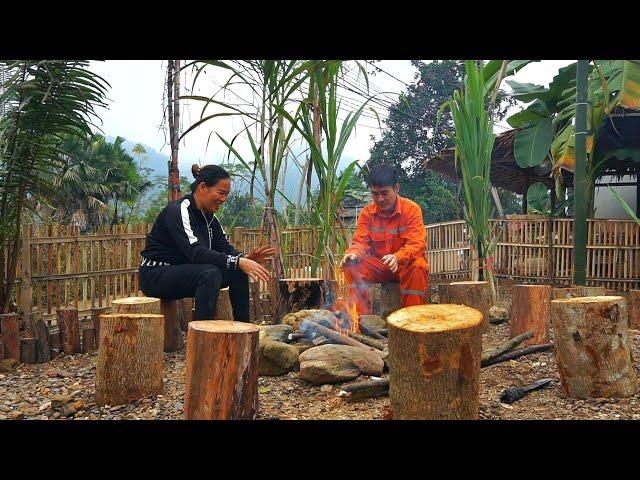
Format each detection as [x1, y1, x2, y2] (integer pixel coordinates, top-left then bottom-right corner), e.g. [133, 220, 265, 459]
[573, 59, 589, 286]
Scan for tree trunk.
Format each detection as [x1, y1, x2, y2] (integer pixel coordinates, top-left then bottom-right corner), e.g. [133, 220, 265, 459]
[551, 286, 605, 300]
[160, 299, 184, 352]
[91, 306, 109, 348]
[181, 297, 194, 331]
[387, 304, 483, 419]
[444, 281, 491, 331]
[49, 328, 61, 359]
[111, 297, 161, 314]
[82, 325, 96, 353]
[370, 282, 402, 319]
[20, 337, 36, 364]
[214, 287, 233, 320]
[1, 313, 20, 361]
[277, 278, 336, 320]
[95, 313, 165, 406]
[30, 311, 50, 363]
[551, 296, 637, 399]
[184, 320, 260, 420]
[509, 284, 551, 345]
[56, 307, 81, 354]
[628, 289, 640, 330]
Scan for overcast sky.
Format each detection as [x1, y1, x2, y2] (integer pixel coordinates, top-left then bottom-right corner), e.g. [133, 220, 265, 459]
[89, 60, 574, 173]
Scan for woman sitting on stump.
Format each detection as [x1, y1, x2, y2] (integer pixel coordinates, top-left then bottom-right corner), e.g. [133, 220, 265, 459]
[139, 164, 274, 321]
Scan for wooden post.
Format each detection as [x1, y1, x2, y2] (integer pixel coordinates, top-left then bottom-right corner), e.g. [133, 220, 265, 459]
[277, 278, 336, 319]
[629, 289, 640, 330]
[387, 304, 483, 419]
[161, 299, 184, 352]
[0, 313, 20, 361]
[19, 225, 33, 323]
[96, 313, 164, 406]
[20, 337, 37, 364]
[551, 296, 637, 399]
[49, 329, 62, 359]
[91, 306, 109, 348]
[213, 287, 233, 320]
[29, 311, 50, 363]
[111, 297, 161, 314]
[56, 307, 81, 354]
[184, 321, 260, 420]
[509, 284, 551, 345]
[445, 281, 491, 330]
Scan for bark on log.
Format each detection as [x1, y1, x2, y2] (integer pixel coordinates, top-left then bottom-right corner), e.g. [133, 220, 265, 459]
[551, 286, 605, 300]
[160, 299, 184, 353]
[30, 312, 50, 363]
[629, 289, 640, 330]
[358, 322, 387, 340]
[481, 331, 534, 363]
[551, 296, 637, 399]
[95, 313, 165, 406]
[0, 313, 20, 361]
[437, 283, 449, 303]
[56, 308, 81, 354]
[306, 320, 379, 352]
[387, 304, 483, 419]
[0, 337, 4, 360]
[20, 337, 36, 364]
[445, 281, 491, 331]
[371, 282, 402, 318]
[91, 307, 109, 349]
[346, 331, 387, 351]
[277, 278, 336, 320]
[49, 329, 62, 359]
[184, 320, 260, 420]
[214, 287, 233, 320]
[340, 377, 390, 402]
[509, 284, 551, 345]
[111, 297, 161, 314]
[481, 343, 553, 367]
[181, 297, 194, 331]
[82, 326, 96, 353]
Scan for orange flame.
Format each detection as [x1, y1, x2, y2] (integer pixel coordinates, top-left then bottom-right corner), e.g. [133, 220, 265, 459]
[349, 300, 360, 334]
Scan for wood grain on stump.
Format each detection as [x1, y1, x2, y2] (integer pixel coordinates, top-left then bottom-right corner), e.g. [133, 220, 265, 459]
[0, 313, 20, 361]
[509, 284, 551, 345]
[111, 297, 161, 314]
[551, 286, 605, 300]
[56, 308, 81, 354]
[184, 321, 260, 420]
[445, 281, 491, 330]
[629, 289, 640, 330]
[387, 304, 483, 419]
[95, 313, 164, 406]
[551, 296, 638, 399]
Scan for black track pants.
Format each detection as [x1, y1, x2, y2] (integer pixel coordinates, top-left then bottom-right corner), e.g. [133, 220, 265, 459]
[139, 264, 250, 322]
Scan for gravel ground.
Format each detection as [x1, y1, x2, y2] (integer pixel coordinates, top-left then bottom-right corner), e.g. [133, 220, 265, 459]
[1, 282, 637, 420]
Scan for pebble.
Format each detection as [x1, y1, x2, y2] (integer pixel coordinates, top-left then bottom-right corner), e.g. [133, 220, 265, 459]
[174, 402, 183, 411]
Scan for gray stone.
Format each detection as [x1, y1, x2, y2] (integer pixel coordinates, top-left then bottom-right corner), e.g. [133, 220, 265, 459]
[299, 344, 384, 384]
[259, 340, 300, 376]
[259, 324, 294, 343]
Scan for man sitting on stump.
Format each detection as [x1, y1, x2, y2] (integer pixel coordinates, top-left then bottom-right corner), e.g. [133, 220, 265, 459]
[340, 163, 429, 314]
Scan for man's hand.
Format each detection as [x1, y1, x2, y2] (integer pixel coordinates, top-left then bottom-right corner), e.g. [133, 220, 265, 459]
[239, 257, 271, 283]
[382, 254, 399, 273]
[245, 246, 276, 265]
[340, 252, 359, 267]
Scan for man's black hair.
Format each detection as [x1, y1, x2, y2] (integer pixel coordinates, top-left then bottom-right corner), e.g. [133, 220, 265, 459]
[367, 163, 398, 187]
[190, 164, 231, 193]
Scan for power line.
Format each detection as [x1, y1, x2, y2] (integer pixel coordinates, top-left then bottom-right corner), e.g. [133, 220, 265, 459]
[364, 60, 413, 88]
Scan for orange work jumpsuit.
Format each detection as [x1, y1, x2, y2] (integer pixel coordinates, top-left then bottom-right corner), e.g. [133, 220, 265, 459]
[342, 196, 429, 314]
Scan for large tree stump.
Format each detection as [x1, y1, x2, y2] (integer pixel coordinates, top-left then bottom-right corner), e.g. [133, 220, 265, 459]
[387, 304, 483, 419]
[214, 287, 233, 320]
[184, 321, 260, 420]
[111, 297, 161, 314]
[29, 312, 50, 363]
[20, 337, 37, 364]
[551, 286, 605, 300]
[444, 281, 491, 330]
[371, 282, 402, 318]
[91, 306, 109, 348]
[551, 296, 638, 399]
[180, 297, 194, 331]
[160, 299, 184, 352]
[0, 313, 20, 361]
[628, 289, 640, 330]
[56, 307, 81, 354]
[509, 284, 551, 345]
[96, 313, 164, 406]
[277, 278, 336, 321]
[49, 329, 62, 359]
[437, 283, 449, 304]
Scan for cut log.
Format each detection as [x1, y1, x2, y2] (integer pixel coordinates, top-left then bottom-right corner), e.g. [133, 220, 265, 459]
[277, 278, 336, 320]
[629, 289, 640, 330]
[551, 296, 637, 399]
[339, 377, 390, 402]
[387, 304, 483, 419]
[0, 313, 20, 361]
[95, 313, 165, 406]
[82, 326, 96, 353]
[249, 280, 263, 323]
[0, 337, 4, 360]
[56, 308, 81, 354]
[481, 331, 534, 363]
[91, 307, 109, 348]
[20, 337, 37, 364]
[111, 297, 161, 314]
[481, 343, 553, 367]
[181, 297, 194, 331]
[160, 299, 184, 353]
[445, 281, 491, 330]
[184, 320, 260, 420]
[509, 284, 551, 345]
[49, 329, 62, 359]
[346, 331, 387, 351]
[214, 287, 233, 320]
[551, 286, 605, 300]
[302, 320, 378, 352]
[30, 311, 50, 363]
[371, 282, 402, 318]
[437, 283, 449, 303]
[358, 323, 387, 341]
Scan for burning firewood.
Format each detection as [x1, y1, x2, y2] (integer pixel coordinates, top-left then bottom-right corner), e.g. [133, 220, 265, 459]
[345, 331, 386, 351]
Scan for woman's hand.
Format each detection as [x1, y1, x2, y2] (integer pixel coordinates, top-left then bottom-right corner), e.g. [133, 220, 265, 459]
[239, 257, 271, 283]
[245, 246, 276, 265]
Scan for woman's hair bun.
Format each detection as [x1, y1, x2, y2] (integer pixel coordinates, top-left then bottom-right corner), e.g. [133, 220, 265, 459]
[191, 164, 201, 179]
